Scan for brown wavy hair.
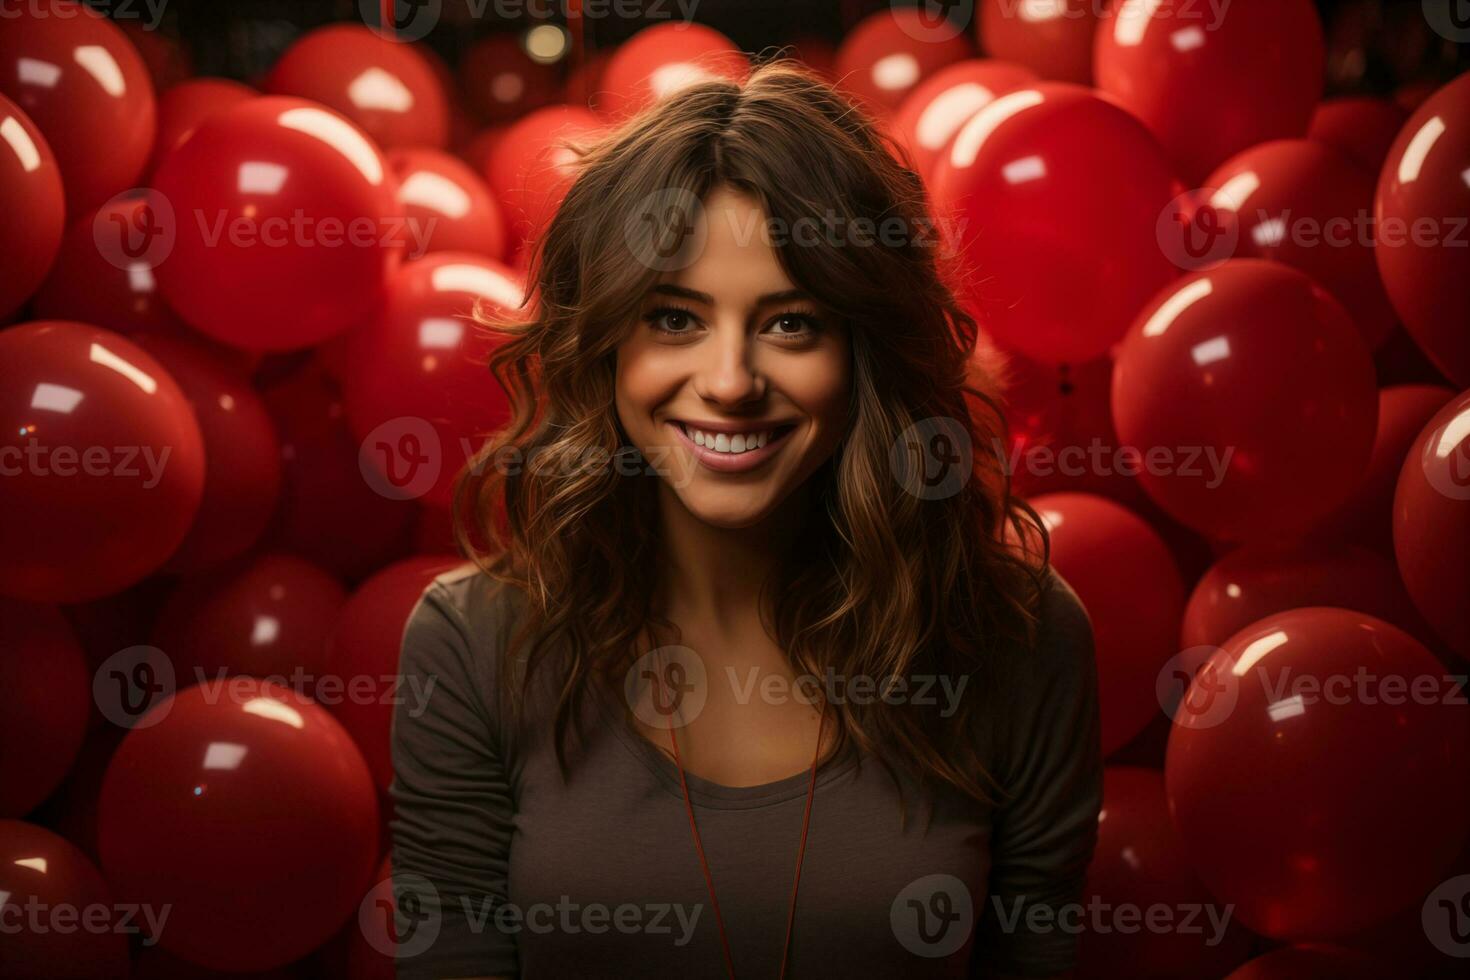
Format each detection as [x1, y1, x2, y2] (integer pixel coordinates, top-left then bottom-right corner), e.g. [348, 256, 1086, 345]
[454, 58, 1050, 811]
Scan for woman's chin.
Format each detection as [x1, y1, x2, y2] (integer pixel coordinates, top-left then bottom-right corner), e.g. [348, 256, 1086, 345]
[670, 485, 784, 530]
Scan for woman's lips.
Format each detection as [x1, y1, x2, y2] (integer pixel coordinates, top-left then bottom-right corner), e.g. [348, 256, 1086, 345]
[667, 421, 795, 473]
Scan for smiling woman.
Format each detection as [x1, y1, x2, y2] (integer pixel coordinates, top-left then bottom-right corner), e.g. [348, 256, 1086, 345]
[390, 60, 1101, 980]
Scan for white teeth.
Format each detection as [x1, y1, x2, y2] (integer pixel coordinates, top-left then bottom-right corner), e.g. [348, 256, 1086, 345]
[681, 425, 777, 454]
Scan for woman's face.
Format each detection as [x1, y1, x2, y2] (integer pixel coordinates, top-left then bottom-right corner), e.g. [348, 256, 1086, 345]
[615, 185, 851, 529]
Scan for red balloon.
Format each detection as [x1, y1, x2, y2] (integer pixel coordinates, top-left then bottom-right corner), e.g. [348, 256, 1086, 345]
[388, 147, 507, 260]
[343, 854, 398, 980]
[564, 49, 612, 111]
[1394, 389, 1470, 658]
[266, 25, 447, 150]
[0, 600, 88, 817]
[992, 351, 1140, 503]
[459, 31, 561, 123]
[485, 104, 604, 252]
[1094, 0, 1324, 182]
[0, 321, 205, 602]
[0, 1, 157, 215]
[152, 553, 347, 689]
[259, 361, 419, 581]
[98, 681, 379, 971]
[1223, 946, 1387, 980]
[1376, 71, 1470, 387]
[1307, 384, 1456, 553]
[1204, 139, 1396, 349]
[599, 23, 748, 120]
[1182, 542, 1422, 652]
[326, 555, 463, 792]
[459, 124, 507, 177]
[152, 96, 400, 351]
[1394, 80, 1439, 114]
[116, 17, 193, 94]
[930, 83, 1180, 364]
[0, 820, 130, 978]
[412, 500, 458, 555]
[890, 59, 1037, 180]
[343, 253, 522, 508]
[1111, 260, 1378, 541]
[834, 8, 973, 117]
[1167, 608, 1470, 939]
[149, 77, 255, 174]
[30, 199, 263, 380]
[31, 195, 188, 336]
[1341, 838, 1470, 977]
[1077, 767, 1253, 979]
[0, 94, 64, 320]
[131, 334, 282, 571]
[978, 0, 1099, 84]
[1028, 493, 1184, 757]
[1307, 97, 1408, 175]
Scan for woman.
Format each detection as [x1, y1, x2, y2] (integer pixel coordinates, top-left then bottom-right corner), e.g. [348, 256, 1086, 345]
[390, 61, 1100, 979]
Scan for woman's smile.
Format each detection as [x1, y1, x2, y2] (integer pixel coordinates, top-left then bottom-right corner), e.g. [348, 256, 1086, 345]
[667, 418, 800, 473]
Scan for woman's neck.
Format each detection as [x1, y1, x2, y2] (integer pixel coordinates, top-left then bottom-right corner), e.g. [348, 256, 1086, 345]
[654, 482, 810, 632]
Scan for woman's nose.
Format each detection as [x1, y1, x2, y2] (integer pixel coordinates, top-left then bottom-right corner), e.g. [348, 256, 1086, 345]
[693, 322, 765, 407]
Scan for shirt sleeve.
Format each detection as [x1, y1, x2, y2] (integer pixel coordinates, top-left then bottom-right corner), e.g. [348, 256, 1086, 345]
[972, 568, 1103, 977]
[389, 579, 519, 979]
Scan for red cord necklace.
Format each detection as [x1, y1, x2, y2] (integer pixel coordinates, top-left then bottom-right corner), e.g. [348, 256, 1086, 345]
[665, 705, 828, 980]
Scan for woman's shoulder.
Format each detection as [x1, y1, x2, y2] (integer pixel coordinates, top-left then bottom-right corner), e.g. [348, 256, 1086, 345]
[983, 563, 1098, 710]
[414, 562, 529, 641]
[401, 562, 536, 696]
[1033, 564, 1094, 663]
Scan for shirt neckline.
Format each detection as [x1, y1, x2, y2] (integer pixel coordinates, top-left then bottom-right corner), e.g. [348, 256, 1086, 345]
[590, 675, 861, 811]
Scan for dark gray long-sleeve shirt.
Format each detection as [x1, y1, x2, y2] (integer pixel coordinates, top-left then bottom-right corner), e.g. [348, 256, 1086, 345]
[389, 564, 1101, 979]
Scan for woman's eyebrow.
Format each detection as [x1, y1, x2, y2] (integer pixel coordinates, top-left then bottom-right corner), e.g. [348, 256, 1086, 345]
[650, 284, 713, 304]
[648, 284, 813, 307]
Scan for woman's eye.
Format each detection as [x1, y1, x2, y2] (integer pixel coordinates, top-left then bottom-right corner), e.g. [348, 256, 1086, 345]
[765, 313, 820, 338]
[644, 308, 697, 334]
